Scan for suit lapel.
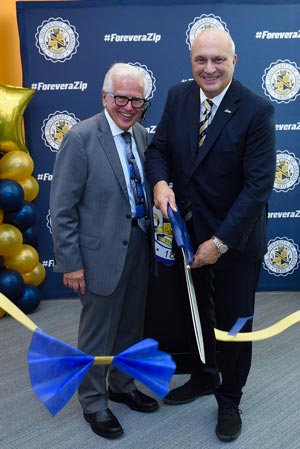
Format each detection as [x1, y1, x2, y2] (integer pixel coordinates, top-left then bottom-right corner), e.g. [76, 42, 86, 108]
[132, 126, 145, 161]
[96, 113, 130, 201]
[192, 81, 240, 173]
[185, 82, 202, 164]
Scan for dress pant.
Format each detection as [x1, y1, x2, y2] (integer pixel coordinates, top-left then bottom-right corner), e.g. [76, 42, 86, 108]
[212, 257, 262, 409]
[77, 225, 150, 414]
[174, 234, 262, 409]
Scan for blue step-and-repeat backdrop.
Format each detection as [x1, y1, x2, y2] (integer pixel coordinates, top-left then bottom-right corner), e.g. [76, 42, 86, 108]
[17, 1, 300, 299]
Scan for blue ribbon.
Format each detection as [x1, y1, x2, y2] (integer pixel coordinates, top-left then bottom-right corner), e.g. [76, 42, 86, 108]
[28, 328, 94, 416]
[28, 330, 176, 416]
[113, 338, 176, 399]
[228, 316, 254, 336]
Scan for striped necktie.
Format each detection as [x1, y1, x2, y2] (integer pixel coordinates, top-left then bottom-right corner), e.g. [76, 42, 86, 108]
[121, 131, 146, 219]
[182, 99, 214, 222]
[198, 99, 213, 148]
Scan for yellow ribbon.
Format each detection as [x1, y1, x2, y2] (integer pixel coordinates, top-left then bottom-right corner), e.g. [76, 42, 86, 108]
[214, 311, 300, 342]
[0, 292, 38, 332]
[94, 356, 114, 365]
[0, 293, 113, 365]
[1, 292, 300, 345]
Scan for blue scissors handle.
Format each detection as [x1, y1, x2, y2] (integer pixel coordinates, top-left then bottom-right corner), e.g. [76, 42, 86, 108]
[167, 204, 194, 265]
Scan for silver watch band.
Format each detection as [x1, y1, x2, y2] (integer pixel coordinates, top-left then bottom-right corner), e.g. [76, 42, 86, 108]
[212, 236, 229, 254]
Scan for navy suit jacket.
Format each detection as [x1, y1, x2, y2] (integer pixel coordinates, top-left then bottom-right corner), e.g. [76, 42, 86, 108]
[145, 79, 276, 264]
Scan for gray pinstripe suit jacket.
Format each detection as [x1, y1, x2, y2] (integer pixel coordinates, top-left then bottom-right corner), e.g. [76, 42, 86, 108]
[50, 111, 150, 296]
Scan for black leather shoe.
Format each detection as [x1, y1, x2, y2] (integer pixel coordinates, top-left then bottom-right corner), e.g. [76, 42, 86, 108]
[108, 388, 159, 412]
[215, 407, 242, 441]
[164, 379, 217, 405]
[83, 408, 124, 439]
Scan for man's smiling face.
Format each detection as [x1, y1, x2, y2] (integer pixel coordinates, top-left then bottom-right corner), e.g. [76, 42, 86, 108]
[190, 29, 237, 99]
[102, 76, 144, 131]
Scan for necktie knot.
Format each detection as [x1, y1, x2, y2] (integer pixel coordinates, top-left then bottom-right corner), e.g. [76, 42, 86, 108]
[121, 131, 131, 145]
[204, 99, 213, 113]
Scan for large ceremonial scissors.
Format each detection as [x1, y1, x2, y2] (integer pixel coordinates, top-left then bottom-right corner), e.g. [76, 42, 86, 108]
[167, 205, 206, 364]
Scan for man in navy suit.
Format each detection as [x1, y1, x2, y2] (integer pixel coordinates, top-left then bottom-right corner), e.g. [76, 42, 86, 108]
[145, 29, 276, 441]
[50, 63, 158, 440]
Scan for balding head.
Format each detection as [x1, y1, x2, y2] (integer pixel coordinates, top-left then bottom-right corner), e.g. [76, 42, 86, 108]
[191, 28, 235, 57]
[190, 28, 237, 98]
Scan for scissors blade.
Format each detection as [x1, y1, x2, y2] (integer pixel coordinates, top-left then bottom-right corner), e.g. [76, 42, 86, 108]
[182, 249, 206, 364]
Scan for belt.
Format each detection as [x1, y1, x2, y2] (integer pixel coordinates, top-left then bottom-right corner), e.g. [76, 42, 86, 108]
[131, 218, 138, 226]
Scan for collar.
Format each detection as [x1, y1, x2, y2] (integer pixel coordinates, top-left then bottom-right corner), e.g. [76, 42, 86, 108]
[199, 81, 232, 108]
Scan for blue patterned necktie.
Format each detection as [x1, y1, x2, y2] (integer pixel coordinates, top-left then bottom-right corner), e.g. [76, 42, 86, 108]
[198, 99, 213, 148]
[121, 131, 146, 219]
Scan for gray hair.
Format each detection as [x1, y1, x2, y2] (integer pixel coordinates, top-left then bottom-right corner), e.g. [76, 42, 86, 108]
[103, 63, 147, 97]
[226, 31, 236, 56]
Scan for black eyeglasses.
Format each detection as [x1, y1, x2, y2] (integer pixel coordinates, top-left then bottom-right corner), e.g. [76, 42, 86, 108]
[107, 92, 149, 109]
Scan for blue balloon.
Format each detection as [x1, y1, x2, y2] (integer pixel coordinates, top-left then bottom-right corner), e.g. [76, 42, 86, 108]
[4, 201, 39, 231]
[14, 285, 41, 314]
[22, 224, 39, 248]
[0, 179, 24, 212]
[0, 269, 25, 301]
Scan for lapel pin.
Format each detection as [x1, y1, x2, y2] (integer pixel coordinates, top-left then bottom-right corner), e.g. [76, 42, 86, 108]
[224, 109, 232, 113]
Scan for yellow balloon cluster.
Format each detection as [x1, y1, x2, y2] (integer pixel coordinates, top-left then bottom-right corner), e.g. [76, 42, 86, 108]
[21, 262, 46, 287]
[19, 176, 40, 202]
[0, 84, 44, 318]
[4, 244, 39, 273]
[0, 151, 34, 181]
[0, 223, 23, 256]
[0, 153, 44, 279]
[0, 151, 39, 201]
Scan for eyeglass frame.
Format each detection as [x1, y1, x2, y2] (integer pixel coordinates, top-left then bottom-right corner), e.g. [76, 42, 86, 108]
[106, 92, 151, 109]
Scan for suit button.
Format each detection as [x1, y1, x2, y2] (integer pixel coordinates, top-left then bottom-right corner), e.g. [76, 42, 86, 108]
[126, 214, 131, 219]
[123, 240, 128, 246]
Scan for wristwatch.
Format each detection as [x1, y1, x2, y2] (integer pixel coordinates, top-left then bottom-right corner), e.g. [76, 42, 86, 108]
[212, 236, 229, 254]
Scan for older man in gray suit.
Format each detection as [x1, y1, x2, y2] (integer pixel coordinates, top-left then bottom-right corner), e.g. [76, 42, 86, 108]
[50, 63, 158, 439]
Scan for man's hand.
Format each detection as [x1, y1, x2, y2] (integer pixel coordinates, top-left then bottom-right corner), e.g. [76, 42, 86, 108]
[153, 180, 177, 218]
[64, 269, 86, 295]
[190, 239, 221, 268]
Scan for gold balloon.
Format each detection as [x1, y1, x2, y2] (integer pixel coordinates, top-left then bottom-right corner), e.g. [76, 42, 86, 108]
[0, 151, 34, 181]
[0, 223, 23, 256]
[21, 262, 46, 287]
[3, 244, 39, 273]
[0, 308, 6, 319]
[0, 83, 35, 153]
[18, 176, 39, 201]
[0, 209, 3, 224]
